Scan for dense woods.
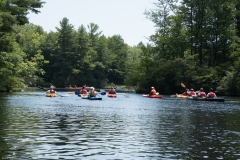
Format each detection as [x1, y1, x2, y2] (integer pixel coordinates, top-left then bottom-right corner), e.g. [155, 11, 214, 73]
[1, 0, 240, 96]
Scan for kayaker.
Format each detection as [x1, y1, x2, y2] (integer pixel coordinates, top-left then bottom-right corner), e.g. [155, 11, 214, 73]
[198, 88, 206, 98]
[207, 88, 217, 98]
[189, 88, 196, 97]
[149, 87, 157, 95]
[89, 87, 97, 97]
[80, 86, 88, 94]
[108, 86, 116, 94]
[181, 88, 189, 96]
[50, 88, 57, 94]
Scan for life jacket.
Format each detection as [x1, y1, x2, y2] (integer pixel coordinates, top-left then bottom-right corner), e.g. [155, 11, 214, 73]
[182, 92, 188, 96]
[189, 91, 195, 96]
[208, 92, 215, 98]
[108, 90, 116, 94]
[150, 89, 157, 95]
[50, 90, 55, 93]
[80, 89, 87, 94]
[199, 91, 206, 97]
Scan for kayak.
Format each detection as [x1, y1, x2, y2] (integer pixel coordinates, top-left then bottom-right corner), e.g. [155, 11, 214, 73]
[46, 93, 57, 97]
[81, 96, 89, 99]
[142, 94, 163, 98]
[60, 94, 69, 97]
[108, 94, 117, 98]
[89, 97, 102, 100]
[78, 94, 89, 97]
[81, 96, 102, 100]
[176, 94, 188, 98]
[188, 97, 225, 102]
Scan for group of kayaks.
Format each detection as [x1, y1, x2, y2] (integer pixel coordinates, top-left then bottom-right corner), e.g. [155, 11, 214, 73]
[142, 93, 225, 102]
[176, 94, 225, 102]
[46, 91, 117, 100]
[46, 91, 225, 102]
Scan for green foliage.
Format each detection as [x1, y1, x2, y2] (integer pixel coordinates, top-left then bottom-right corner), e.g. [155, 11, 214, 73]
[0, 0, 45, 91]
[1, 0, 240, 95]
[124, 0, 240, 94]
[0, 41, 38, 91]
[107, 35, 128, 84]
[217, 70, 236, 95]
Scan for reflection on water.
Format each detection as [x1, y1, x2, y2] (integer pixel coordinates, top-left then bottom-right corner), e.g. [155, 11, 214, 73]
[0, 91, 240, 159]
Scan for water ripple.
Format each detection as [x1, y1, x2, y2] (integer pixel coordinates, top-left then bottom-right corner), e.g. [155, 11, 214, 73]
[0, 92, 240, 159]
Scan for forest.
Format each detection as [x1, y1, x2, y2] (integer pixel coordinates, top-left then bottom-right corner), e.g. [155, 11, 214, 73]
[0, 0, 240, 96]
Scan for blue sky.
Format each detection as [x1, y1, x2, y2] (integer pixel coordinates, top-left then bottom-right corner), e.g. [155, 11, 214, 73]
[27, 0, 157, 46]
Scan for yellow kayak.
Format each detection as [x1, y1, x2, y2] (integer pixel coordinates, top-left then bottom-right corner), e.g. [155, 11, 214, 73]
[176, 94, 188, 98]
[46, 93, 57, 97]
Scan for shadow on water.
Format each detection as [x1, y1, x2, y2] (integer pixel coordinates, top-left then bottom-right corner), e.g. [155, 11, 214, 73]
[0, 92, 240, 159]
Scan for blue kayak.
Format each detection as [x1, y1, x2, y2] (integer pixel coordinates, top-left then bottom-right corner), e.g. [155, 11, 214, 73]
[82, 96, 102, 100]
[89, 97, 102, 100]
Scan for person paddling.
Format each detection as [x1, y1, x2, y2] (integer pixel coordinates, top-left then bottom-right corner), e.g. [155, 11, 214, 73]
[198, 88, 206, 98]
[189, 88, 196, 97]
[78, 85, 88, 97]
[180, 88, 189, 96]
[50, 88, 57, 94]
[207, 88, 217, 98]
[89, 87, 97, 97]
[80, 85, 88, 94]
[108, 86, 116, 94]
[149, 87, 157, 95]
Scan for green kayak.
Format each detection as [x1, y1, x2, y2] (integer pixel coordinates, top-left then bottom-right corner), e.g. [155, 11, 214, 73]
[188, 97, 225, 102]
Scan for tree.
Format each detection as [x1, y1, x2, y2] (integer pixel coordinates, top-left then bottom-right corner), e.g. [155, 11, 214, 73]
[107, 35, 128, 84]
[13, 24, 47, 86]
[0, 0, 44, 91]
[53, 17, 76, 86]
[0, 0, 44, 51]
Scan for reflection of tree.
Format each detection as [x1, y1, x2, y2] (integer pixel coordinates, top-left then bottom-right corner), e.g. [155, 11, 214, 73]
[0, 93, 10, 158]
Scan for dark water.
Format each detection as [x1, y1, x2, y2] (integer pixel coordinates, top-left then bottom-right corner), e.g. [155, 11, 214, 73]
[0, 90, 240, 159]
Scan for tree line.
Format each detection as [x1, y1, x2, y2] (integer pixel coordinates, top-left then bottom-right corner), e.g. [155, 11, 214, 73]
[1, 0, 240, 96]
[126, 0, 240, 95]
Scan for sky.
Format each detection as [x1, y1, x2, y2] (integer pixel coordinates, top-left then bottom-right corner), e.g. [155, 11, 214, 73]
[27, 0, 157, 46]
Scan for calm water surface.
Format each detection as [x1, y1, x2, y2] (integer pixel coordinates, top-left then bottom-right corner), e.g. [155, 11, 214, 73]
[0, 90, 240, 159]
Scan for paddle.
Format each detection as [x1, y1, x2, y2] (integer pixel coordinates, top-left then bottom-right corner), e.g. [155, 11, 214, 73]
[170, 83, 186, 97]
[181, 82, 186, 88]
[97, 93, 101, 98]
[170, 83, 186, 98]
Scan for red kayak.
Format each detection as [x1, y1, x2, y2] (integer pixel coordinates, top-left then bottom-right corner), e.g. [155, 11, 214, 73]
[108, 94, 117, 98]
[142, 94, 163, 98]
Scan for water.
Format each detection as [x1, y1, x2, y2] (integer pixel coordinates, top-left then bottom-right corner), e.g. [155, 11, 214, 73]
[0, 91, 240, 159]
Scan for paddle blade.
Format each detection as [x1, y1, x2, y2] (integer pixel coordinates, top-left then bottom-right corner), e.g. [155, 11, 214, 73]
[181, 83, 186, 88]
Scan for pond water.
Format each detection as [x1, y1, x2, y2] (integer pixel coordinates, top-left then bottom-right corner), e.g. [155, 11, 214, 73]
[0, 90, 240, 159]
